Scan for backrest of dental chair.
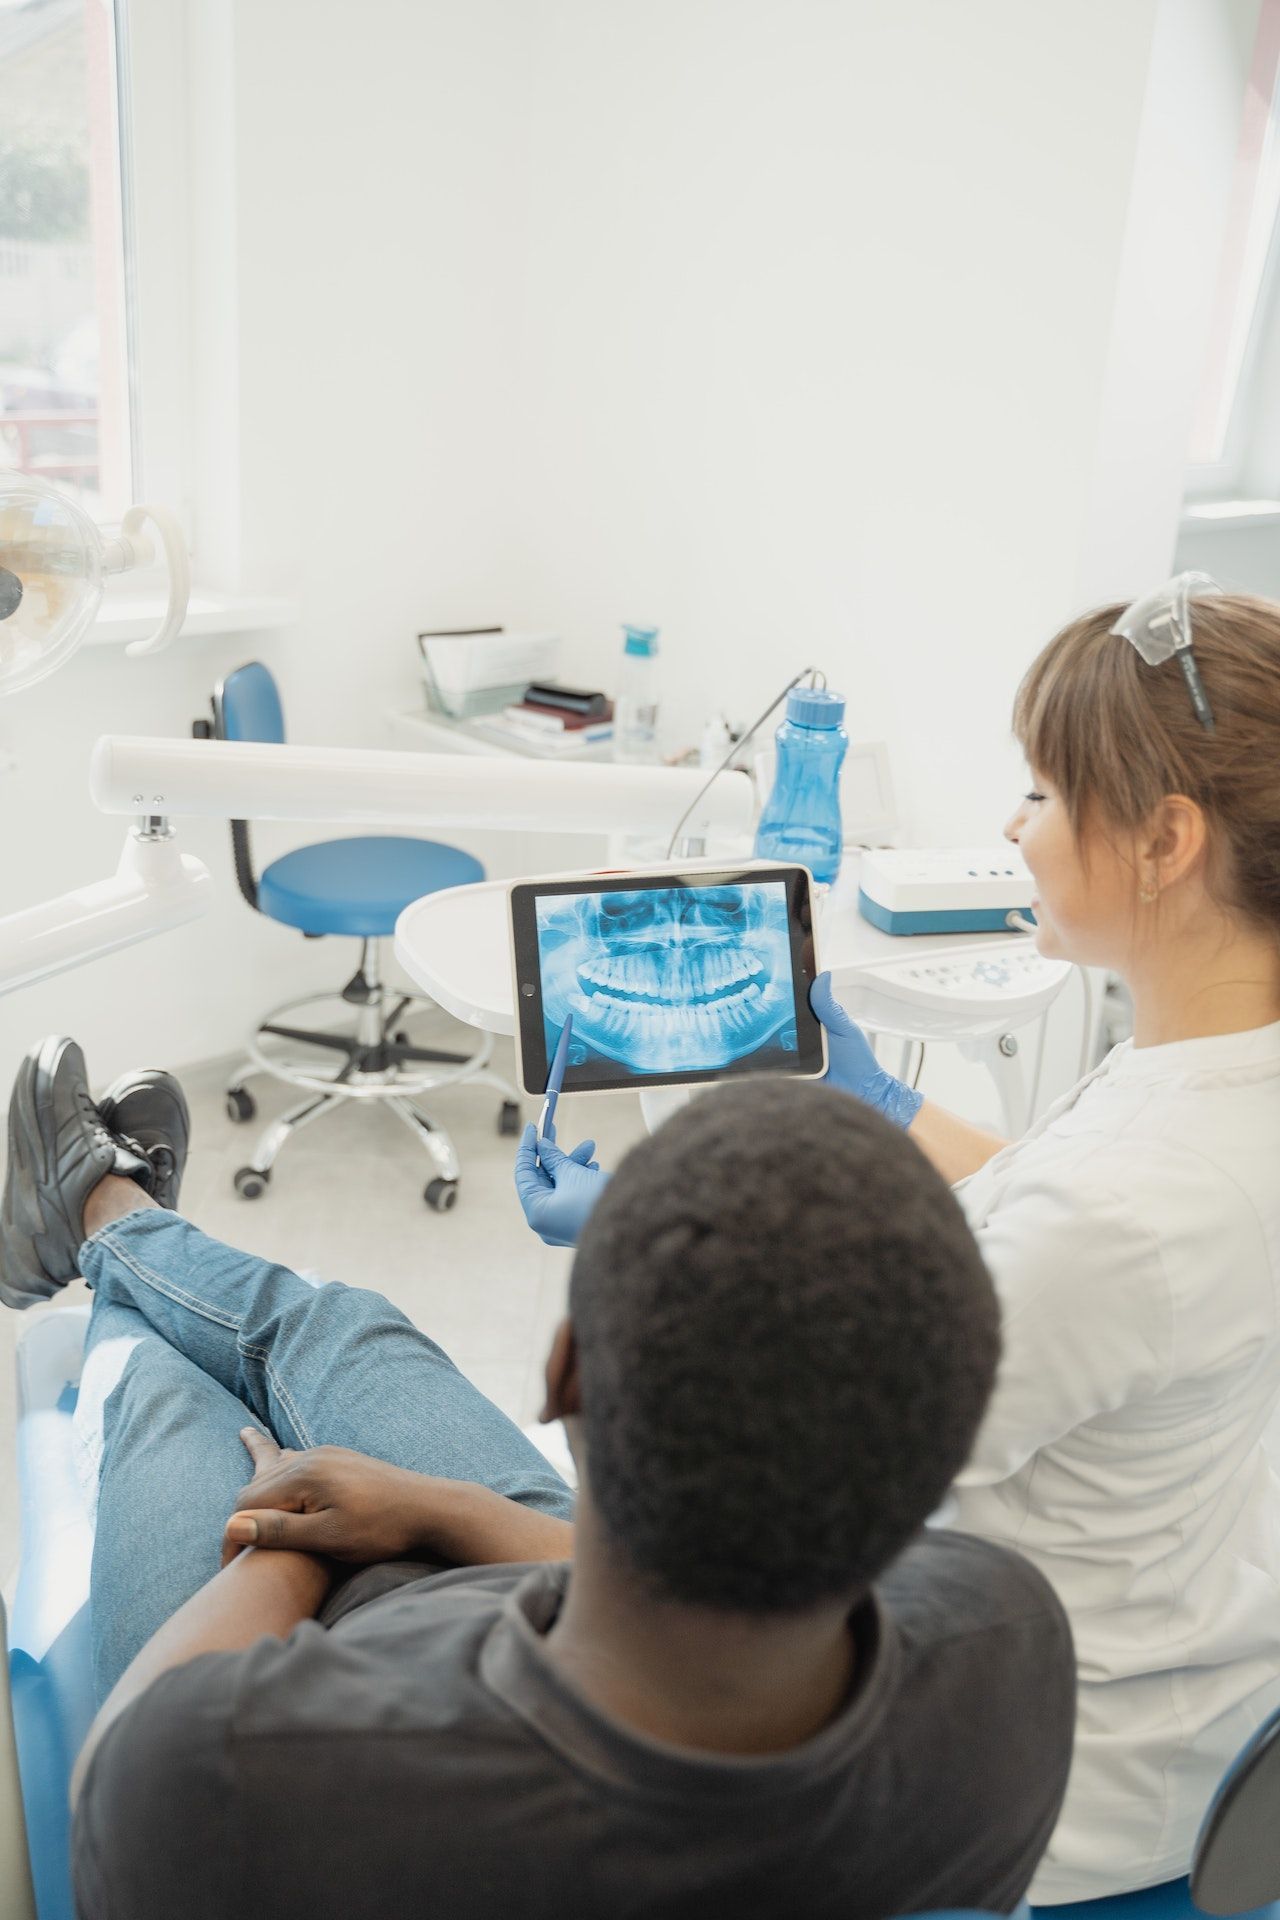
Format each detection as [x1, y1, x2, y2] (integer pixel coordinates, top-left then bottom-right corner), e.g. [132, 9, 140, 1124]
[208, 661, 287, 915]
[7, 1304, 94, 1920]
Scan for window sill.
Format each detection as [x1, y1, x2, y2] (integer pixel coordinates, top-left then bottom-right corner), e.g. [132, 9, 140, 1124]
[87, 590, 298, 646]
[1180, 499, 1280, 532]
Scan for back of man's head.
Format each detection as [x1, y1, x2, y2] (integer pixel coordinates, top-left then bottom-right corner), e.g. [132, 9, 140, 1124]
[569, 1079, 1000, 1614]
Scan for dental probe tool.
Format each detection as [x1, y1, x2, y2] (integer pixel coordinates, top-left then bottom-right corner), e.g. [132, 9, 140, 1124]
[537, 1013, 573, 1166]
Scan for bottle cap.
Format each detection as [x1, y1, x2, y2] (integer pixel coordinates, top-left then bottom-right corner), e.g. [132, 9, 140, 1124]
[623, 624, 659, 657]
[786, 687, 845, 728]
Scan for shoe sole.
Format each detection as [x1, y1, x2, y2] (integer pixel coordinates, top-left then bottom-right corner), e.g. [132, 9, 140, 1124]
[1, 1037, 100, 1308]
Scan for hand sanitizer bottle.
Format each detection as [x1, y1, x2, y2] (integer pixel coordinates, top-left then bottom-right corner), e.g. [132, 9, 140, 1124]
[753, 686, 847, 885]
[613, 624, 660, 763]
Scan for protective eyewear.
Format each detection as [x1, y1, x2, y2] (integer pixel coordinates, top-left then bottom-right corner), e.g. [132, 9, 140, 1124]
[1110, 571, 1221, 734]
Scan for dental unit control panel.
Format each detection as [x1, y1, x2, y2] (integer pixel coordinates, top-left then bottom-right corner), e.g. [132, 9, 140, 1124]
[835, 946, 1066, 1042]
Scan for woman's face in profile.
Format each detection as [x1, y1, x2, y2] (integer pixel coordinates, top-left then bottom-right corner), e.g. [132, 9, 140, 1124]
[1005, 775, 1141, 972]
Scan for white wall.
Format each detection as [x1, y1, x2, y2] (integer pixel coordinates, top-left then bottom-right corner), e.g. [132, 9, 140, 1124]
[494, 0, 1247, 1119]
[503, 0, 1167, 849]
[0, 0, 549, 1089]
[1176, 518, 1280, 592]
[0, 0, 1257, 1116]
[1078, 0, 1260, 602]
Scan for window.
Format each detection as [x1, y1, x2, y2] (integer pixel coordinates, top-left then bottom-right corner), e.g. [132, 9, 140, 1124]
[1186, 0, 1280, 493]
[0, 0, 134, 519]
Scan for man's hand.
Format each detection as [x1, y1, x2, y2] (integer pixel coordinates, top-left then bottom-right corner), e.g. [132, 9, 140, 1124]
[224, 1429, 575, 1568]
[223, 1429, 450, 1566]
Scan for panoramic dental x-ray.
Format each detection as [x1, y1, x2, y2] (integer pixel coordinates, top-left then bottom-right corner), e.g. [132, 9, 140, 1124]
[536, 880, 798, 1077]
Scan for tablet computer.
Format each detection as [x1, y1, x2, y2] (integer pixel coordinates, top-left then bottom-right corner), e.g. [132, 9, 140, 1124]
[510, 863, 826, 1096]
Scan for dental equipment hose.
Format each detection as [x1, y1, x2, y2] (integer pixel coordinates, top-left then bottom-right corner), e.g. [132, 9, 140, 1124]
[664, 666, 820, 859]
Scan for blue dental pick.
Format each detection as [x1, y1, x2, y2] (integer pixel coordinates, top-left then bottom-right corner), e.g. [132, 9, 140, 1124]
[537, 1012, 573, 1166]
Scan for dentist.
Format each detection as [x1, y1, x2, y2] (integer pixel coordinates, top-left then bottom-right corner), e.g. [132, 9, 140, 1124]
[515, 577, 1280, 1904]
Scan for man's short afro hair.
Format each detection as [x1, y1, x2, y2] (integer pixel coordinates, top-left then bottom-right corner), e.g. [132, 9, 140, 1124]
[569, 1078, 1000, 1614]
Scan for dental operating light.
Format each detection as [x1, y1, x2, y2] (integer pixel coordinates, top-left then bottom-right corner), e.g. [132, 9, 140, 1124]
[0, 470, 191, 695]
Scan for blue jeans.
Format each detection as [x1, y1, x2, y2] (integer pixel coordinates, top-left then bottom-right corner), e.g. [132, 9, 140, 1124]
[77, 1208, 574, 1702]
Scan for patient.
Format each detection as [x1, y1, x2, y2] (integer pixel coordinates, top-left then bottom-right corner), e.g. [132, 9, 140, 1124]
[2, 1038, 1074, 1918]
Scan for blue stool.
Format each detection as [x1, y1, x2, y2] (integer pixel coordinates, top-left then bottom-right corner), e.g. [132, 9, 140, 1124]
[201, 662, 521, 1210]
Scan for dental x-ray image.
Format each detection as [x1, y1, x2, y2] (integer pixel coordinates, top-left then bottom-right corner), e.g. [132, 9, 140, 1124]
[535, 880, 799, 1080]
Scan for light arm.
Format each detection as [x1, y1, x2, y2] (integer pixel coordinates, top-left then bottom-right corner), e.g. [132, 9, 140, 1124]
[0, 826, 211, 999]
[89, 736, 755, 839]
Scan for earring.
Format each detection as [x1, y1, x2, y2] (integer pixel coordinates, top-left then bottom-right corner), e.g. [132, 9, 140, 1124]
[1139, 879, 1158, 904]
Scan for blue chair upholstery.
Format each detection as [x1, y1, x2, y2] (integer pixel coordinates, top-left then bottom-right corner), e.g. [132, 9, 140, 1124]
[257, 836, 484, 938]
[216, 663, 484, 936]
[216, 658, 285, 744]
[8, 1306, 94, 1920]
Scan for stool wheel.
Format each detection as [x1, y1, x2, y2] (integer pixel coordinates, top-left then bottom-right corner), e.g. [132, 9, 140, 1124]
[498, 1101, 521, 1137]
[226, 1088, 256, 1123]
[234, 1165, 270, 1200]
[424, 1178, 458, 1212]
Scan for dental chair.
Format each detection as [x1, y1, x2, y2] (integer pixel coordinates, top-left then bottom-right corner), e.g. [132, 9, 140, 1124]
[0, 1301, 569, 1920]
[5, 1292, 1280, 1920]
[197, 662, 522, 1211]
[4, 1304, 93, 1920]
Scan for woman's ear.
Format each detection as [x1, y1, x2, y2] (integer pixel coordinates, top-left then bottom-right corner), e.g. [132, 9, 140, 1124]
[541, 1317, 581, 1424]
[1144, 794, 1208, 891]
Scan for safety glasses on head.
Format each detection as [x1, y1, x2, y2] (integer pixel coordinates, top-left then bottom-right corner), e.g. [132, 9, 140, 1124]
[1110, 571, 1222, 734]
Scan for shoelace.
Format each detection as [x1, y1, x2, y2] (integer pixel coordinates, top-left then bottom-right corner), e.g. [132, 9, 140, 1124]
[77, 1088, 167, 1190]
[77, 1087, 120, 1158]
[119, 1130, 172, 1185]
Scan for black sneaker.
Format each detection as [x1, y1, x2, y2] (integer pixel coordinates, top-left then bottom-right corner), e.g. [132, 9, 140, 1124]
[99, 1069, 190, 1213]
[0, 1037, 154, 1309]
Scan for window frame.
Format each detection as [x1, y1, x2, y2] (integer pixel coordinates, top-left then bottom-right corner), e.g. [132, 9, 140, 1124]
[120, 0, 192, 531]
[1185, 0, 1280, 502]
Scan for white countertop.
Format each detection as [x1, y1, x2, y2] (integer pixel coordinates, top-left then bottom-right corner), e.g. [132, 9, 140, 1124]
[395, 853, 1049, 1039]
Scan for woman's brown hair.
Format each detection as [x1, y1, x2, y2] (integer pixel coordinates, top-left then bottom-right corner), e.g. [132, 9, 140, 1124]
[1013, 592, 1280, 931]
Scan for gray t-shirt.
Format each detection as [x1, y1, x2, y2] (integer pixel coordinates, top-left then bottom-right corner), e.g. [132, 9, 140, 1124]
[73, 1529, 1073, 1919]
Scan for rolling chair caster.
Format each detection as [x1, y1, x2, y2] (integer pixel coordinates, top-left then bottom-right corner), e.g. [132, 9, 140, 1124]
[498, 1101, 521, 1137]
[234, 1165, 270, 1200]
[424, 1178, 458, 1212]
[227, 1087, 256, 1123]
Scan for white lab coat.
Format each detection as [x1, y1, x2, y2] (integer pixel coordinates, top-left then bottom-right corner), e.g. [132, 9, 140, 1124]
[951, 1020, 1280, 1903]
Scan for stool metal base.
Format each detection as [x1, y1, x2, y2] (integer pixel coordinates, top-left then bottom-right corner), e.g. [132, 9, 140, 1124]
[226, 938, 520, 1206]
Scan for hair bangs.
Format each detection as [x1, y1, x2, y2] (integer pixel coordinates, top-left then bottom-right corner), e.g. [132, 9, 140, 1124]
[1013, 606, 1171, 839]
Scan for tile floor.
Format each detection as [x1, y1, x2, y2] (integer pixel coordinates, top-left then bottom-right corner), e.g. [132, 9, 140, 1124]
[0, 1013, 647, 1598]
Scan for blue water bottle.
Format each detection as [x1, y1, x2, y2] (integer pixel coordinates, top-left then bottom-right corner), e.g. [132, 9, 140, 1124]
[753, 686, 848, 884]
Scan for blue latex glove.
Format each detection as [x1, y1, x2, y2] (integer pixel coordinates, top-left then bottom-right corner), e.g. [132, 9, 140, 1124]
[514, 1123, 610, 1248]
[809, 970, 924, 1129]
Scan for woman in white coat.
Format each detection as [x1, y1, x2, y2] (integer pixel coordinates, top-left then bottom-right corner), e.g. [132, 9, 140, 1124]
[815, 576, 1280, 1902]
[516, 576, 1280, 1903]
